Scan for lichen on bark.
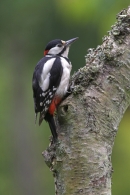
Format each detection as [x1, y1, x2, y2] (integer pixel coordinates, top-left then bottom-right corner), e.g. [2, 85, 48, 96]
[43, 6, 130, 195]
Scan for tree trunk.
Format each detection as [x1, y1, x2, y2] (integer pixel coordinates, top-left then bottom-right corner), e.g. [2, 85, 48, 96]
[43, 6, 130, 195]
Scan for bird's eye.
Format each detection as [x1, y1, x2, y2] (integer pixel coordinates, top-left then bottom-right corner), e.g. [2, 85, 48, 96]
[57, 44, 62, 47]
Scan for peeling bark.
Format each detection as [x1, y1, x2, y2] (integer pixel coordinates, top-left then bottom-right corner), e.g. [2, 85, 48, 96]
[43, 7, 130, 195]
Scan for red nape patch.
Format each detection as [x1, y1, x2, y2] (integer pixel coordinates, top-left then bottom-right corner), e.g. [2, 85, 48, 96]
[48, 97, 61, 115]
[44, 50, 49, 56]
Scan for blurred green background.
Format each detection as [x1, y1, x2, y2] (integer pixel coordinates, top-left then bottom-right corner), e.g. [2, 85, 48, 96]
[0, 0, 130, 194]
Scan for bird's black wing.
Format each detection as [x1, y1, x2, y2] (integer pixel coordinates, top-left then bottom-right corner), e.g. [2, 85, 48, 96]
[32, 56, 63, 124]
[32, 57, 49, 114]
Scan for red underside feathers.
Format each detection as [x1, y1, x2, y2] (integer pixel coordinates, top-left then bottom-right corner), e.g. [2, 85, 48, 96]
[48, 96, 61, 115]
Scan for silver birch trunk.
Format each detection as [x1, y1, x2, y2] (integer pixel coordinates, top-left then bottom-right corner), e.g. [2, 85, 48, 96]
[43, 6, 130, 195]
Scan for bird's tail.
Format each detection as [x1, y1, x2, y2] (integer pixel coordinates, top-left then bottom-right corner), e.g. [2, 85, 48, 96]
[39, 112, 45, 126]
[44, 113, 58, 142]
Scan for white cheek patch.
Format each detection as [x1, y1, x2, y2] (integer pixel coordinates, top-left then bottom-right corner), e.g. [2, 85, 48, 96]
[48, 46, 63, 55]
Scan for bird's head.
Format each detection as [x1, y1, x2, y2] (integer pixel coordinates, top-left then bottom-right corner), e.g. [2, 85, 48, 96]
[44, 37, 78, 58]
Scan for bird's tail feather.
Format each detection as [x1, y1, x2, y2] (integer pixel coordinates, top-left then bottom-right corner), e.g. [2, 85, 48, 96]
[39, 112, 45, 126]
[45, 113, 57, 142]
[35, 113, 38, 124]
[38, 112, 57, 142]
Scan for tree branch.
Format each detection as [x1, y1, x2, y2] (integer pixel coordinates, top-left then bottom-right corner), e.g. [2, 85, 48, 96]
[43, 6, 130, 195]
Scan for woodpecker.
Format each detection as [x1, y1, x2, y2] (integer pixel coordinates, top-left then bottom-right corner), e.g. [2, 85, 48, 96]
[32, 37, 78, 142]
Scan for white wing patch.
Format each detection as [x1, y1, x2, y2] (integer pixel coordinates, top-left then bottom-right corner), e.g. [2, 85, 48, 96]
[39, 58, 55, 91]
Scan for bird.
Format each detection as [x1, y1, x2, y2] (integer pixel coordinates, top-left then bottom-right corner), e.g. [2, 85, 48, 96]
[32, 37, 78, 142]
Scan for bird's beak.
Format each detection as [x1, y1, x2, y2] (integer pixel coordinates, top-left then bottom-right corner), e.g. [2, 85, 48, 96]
[65, 37, 79, 47]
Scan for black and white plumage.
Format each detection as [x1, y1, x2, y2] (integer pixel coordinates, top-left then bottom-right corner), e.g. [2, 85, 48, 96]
[32, 37, 78, 141]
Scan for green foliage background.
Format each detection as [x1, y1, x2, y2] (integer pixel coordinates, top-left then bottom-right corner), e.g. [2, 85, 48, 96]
[0, 1, 130, 194]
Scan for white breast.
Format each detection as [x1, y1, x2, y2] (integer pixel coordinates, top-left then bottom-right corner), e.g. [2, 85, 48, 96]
[56, 57, 72, 97]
